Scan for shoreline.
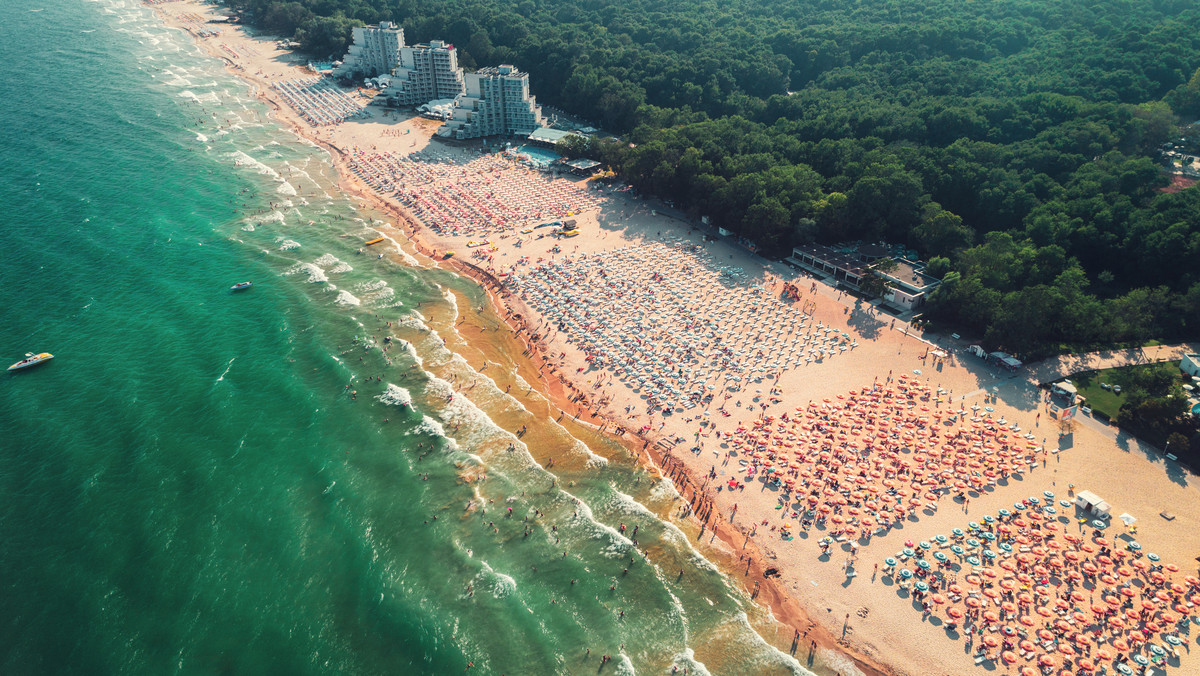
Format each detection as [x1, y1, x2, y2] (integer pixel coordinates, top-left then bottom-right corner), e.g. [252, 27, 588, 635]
[147, 4, 1200, 676]
[148, 3, 885, 674]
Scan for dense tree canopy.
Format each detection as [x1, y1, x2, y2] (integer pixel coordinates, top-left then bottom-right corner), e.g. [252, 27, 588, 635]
[226, 0, 1200, 357]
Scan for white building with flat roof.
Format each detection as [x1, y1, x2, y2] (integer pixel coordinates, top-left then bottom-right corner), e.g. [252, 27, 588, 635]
[438, 65, 545, 140]
[333, 22, 405, 79]
[379, 40, 465, 107]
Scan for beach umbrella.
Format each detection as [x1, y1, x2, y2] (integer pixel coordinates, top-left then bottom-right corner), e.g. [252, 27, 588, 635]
[946, 606, 964, 619]
[965, 596, 982, 609]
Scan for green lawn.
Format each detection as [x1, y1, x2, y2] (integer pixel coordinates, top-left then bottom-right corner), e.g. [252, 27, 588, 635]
[1071, 371, 1125, 420]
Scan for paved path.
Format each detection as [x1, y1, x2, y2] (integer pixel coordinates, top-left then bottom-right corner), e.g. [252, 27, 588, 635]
[1019, 343, 1199, 384]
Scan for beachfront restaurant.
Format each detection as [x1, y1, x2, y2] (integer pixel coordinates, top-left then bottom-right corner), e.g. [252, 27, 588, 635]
[527, 127, 582, 149]
[786, 244, 870, 289]
[564, 158, 601, 176]
[876, 259, 942, 311]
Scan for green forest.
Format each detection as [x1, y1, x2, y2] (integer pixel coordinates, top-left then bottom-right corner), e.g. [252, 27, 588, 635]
[226, 0, 1200, 359]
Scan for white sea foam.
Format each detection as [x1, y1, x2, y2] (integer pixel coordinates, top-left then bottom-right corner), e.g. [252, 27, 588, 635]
[278, 239, 300, 251]
[311, 254, 353, 274]
[376, 383, 412, 408]
[441, 287, 459, 318]
[227, 150, 281, 179]
[277, 180, 297, 196]
[284, 262, 328, 283]
[334, 290, 361, 306]
[610, 489, 656, 519]
[354, 279, 389, 293]
[398, 339, 423, 367]
[411, 414, 459, 450]
[611, 653, 636, 675]
[649, 476, 681, 502]
[395, 312, 429, 332]
[670, 650, 710, 676]
[561, 488, 634, 555]
[476, 560, 518, 599]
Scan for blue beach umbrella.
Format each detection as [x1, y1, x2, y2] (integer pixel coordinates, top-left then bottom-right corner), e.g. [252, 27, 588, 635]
[982, 549, 997, 559]
[966, 556, 981, 567]
[1043, 490, 1055, 499]
[884, 557, 898, 567]
[903, 547, 915, 558]
[1132, 654, 1150, 666]
[952, 528, 965, 538]
[934, 551, 949, 562]
[968, 521, 981, 530]
[999, 543, 1013, 553]
[935, 534, 949, 544]
[917, 559, 931, 570]
[950, 544, 965, 556]
[966, 538, 981, 549]
[914, 580, 930, 592]
[998, 509, 1011, 518]
[1147, 553, 1160, 562]
[919, 540, 932, 550]
[983, 515, 995, 524]
[899, 568, 913, 579]
[1092, 519, 1108, 529]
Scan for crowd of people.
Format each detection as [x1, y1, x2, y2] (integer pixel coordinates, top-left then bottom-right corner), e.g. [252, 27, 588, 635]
[509, 240, 855, 414]
[893, 504, 1196, 674]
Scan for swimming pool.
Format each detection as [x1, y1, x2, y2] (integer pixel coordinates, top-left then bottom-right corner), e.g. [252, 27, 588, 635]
[511, 145, 561, 168]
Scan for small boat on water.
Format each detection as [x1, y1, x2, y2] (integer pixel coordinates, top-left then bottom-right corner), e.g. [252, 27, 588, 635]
[364, 237, 385, 246]
[230, 282, 253, 291]
[8, 352, 53, 371]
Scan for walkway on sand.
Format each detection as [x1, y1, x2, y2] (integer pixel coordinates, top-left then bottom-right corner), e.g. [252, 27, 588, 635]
[1024, 343, 1200, 386]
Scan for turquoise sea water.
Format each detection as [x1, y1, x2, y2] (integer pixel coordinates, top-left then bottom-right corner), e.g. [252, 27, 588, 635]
[0, 2, 812, 674]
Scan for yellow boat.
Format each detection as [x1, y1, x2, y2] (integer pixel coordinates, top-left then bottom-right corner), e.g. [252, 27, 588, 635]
[364, 237, 385, 246]
[560, 229, 580, 237]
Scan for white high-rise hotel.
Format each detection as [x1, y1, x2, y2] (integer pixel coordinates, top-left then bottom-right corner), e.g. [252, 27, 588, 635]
[439, 65, 546, 139]
[380, 40, 466, 107]
[333, 22, 405, 79]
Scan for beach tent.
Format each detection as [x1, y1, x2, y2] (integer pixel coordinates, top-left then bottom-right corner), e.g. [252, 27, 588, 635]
[1118, 513, 1137, 527]
[1075, 491, 1111, 518]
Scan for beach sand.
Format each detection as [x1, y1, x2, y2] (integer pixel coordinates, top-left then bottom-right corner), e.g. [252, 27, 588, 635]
[152, 3, 1200, 674]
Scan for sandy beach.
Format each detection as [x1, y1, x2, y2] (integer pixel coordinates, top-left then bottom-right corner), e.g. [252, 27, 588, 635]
[152, 3, 1200, 674]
